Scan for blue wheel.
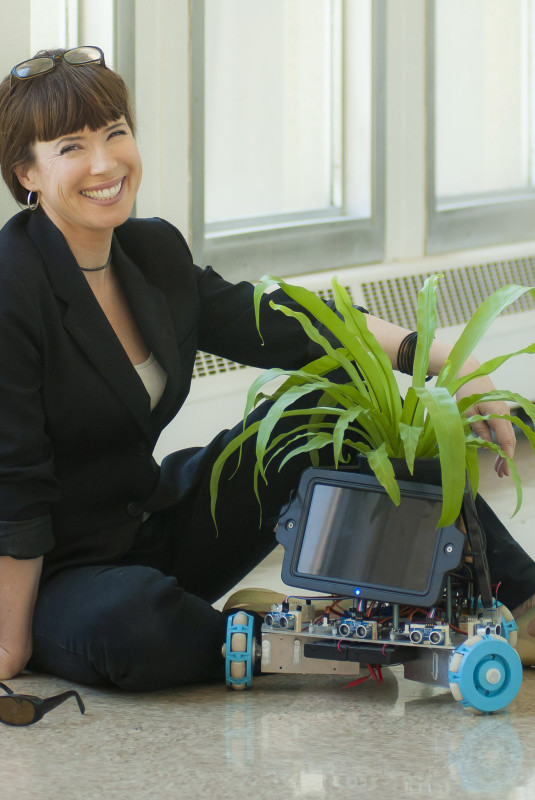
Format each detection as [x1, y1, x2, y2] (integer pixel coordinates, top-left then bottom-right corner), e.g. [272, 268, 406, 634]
[448, 634, 523, 714]
[225, 612, 255, 691]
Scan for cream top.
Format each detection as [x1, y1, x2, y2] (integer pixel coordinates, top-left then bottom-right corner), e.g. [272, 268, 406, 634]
[134, 352, 168, 410]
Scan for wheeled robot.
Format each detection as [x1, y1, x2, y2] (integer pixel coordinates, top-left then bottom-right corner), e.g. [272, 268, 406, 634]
[224, 467, 523, 714]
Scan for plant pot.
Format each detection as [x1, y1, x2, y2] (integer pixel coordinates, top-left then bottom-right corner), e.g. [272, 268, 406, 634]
[358, 454, 442, 487]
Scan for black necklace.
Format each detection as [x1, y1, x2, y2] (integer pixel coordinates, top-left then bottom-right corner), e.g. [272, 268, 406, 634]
[79, 254, 112, 273]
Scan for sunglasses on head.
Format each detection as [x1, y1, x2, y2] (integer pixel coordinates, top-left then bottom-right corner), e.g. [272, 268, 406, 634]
[0, 682, 85, 726]
[10, 46, 104, 87]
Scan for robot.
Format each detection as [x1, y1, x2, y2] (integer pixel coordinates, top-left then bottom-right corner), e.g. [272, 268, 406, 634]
[224, 467, 523, 714]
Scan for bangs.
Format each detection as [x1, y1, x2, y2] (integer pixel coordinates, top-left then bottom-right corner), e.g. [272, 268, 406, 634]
[22, 63, 133, 142]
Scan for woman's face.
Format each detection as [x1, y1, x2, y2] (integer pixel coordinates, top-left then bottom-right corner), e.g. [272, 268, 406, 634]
[16, 116, 142, 242]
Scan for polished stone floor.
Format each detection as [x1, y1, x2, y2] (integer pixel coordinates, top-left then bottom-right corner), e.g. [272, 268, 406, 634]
[1, 440, 534, 800]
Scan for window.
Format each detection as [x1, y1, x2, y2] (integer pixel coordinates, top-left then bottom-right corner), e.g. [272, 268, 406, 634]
[30, 0, 115, 66]
[192, 0, 385, 282]
[427, 0, 535, 252]
[30, 0, 78, 53]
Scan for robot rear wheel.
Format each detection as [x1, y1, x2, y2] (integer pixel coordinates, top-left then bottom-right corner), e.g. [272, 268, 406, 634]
[448, 633, 523, 714]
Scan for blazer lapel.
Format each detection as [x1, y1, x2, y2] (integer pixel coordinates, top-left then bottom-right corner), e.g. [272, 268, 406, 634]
[26, 211, 179, 441]
[110, 236, 182, 433]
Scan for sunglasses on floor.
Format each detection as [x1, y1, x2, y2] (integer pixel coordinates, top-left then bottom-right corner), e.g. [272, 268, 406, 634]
[0, 682, 85, 726]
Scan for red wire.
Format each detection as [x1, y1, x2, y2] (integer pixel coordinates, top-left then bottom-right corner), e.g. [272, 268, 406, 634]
[342, 664, 384, 689]
[449, 625, 468, 635]
[495, 581, 502, 606]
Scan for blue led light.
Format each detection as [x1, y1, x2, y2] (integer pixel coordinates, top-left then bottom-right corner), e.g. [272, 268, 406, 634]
[353, 588, 361, 596]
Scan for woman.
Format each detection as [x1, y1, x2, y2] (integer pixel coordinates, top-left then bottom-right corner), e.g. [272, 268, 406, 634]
[0, 47, 533, 690]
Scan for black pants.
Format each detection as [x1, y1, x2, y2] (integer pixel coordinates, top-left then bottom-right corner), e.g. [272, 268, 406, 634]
[29, 403, 535, 691]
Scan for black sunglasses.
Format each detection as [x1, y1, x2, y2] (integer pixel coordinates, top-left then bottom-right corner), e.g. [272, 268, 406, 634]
[0, 682, 85, 726]
[10, 46, 105, 87]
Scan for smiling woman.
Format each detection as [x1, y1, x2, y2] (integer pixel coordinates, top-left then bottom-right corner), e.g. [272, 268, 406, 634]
[0, 45, 534, 693]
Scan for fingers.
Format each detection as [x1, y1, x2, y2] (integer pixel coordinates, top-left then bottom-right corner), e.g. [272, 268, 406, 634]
[488, 415, 516, 461]
[467, 401, 516, 478]
[494, 455, 510, 478]
[469, 417, 492, 443]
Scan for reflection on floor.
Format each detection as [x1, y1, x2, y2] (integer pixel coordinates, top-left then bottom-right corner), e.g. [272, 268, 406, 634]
[2, 441, 534, 800]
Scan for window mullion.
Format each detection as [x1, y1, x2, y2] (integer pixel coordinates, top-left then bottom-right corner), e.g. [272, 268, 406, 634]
[384, 0, 426, 261]
[66, 0, 79, 48]
[330, 0, 343, 209]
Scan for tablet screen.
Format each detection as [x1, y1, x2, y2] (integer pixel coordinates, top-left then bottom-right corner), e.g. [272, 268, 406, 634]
[296, 482, 442, 593]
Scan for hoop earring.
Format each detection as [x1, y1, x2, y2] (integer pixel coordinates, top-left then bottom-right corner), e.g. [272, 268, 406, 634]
[27, 190, 39, 211]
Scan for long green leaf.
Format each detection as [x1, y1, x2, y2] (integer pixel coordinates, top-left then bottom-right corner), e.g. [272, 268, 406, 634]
[436, 284, 535, 388]
[412, 386, 467, 526]
[209, 420, 262, 529]
[366, 443, 400, 506]
[413, 274, 441, 386]
[467, 437, 523, 515]
[253, 276, 291, 345]
[400, 274, 442, 430]
[255, 383, 356, 477]
[253, 403, 349, 479]
[465, 443, 480, 497]
[268, 300, 371, 397]
[446, 343, 535, 397]
[332, 278, 402, 424]
[252, 427, 338, 518]
[399, 422, 424, 472]
[265, 353, 347, 400]
[278, 433, 336, 471]
[261, 276, 397, 413]
[333, 407, 367, 467]
[465, 412, 535, 451]
[456, 391, 535, 424]
[263, 423, 337, 470]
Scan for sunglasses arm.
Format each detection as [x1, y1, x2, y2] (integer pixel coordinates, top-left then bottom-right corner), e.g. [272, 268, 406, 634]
[40, 690, 86, 717]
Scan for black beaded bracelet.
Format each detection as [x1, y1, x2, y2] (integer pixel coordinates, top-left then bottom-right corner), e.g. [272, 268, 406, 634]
[397, 331, 433, 381]
[397, 331, 418, 375]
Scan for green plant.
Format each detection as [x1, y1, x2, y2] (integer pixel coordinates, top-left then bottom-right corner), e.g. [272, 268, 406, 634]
[210, 274, 535, 527]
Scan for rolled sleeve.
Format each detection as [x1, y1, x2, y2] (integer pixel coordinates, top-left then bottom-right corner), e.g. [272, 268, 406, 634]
[0, 269, 60, 542]
[0, 515, 55, 559]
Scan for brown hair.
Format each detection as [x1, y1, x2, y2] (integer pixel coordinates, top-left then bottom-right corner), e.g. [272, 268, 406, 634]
[0, 48, 135, 204]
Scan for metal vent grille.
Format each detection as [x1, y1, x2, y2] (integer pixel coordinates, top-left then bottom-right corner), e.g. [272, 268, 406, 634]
[316, 285, 353, 303]
[192, 285, 353, 379]
[361, 258, 535, 330]
[193, 351, 249, 379]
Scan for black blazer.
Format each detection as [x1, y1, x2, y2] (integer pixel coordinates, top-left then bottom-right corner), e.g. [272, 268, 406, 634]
[0, 209, 319, 576]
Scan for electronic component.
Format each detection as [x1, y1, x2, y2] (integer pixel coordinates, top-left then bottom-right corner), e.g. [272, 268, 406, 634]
[337, 617, 378, 640]
[263, 599, 315, 633]
[402, 622, 451, 647]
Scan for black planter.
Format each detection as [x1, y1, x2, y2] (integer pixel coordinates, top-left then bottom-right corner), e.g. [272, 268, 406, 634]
[358, 454, 442, 487]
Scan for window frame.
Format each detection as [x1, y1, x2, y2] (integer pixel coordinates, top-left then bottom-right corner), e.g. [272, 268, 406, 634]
[426, 0, 535, 255]
[191, 0, 386, 282]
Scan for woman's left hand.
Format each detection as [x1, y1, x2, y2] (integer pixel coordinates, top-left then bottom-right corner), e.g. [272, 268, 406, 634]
[455, 373, 516, 477]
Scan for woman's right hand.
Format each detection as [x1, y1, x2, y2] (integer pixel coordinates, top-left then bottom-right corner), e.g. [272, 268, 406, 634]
[0, 555, 43, 679]
[0, 644, 29, 681]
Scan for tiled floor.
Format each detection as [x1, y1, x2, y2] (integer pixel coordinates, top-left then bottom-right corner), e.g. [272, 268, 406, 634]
[1, 440, 534, 800]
